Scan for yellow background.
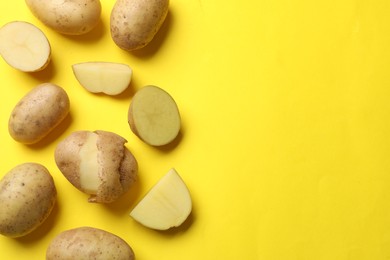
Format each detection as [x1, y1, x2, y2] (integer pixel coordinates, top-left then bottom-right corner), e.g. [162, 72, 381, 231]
[1, 0, 390, 259]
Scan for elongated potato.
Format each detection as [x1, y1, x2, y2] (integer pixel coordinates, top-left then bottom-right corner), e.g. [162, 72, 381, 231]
[0, 21, 51, 72]
[0, 163, 57, 238]
[8, 83, 70, 144]
[25, 0, 101, 35]
[128, 85, 181, 146]
[110, 0, 169, 51]
[55, 130, 138, 203]
[46, 227, 135, 259]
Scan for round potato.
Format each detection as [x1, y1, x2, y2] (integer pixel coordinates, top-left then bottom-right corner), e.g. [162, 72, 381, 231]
[8, 83, 70, 144]
[46, 227, 135, 260]
[55, 130, 138, 203]
[0, 163, 56, 238]
[25, 0, 101, 35]
[110, 0, 169, 51]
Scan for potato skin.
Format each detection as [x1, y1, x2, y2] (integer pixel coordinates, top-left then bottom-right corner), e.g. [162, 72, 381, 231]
[46, 227, 135, 260]
[0, 163, 56, 238]
[25, 0, 101, 35]
[8, 83, 70, 144]
[110, 0, 169, 51]
[55, 130, 138, 203]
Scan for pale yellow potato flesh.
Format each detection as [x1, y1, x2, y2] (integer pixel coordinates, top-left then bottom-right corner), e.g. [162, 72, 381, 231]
[0, 21, 51, 72]
[79, 132, 100, 194]
[128, 85, 181, 146]
[130, 168, 192, 230]
[72, 62, 132, 95]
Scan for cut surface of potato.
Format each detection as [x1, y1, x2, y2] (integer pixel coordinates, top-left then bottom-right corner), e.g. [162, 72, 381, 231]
[0, 21, 51, 72]
[72, 62, 132, 95]
[79, 132, 100, 194]
[130, 168, 192, 230]
[128, 85, 181, 146]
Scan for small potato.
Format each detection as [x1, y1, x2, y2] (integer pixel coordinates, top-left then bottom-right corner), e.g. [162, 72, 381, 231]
[25, 0, 101, 35]
[0, 21, 51, 72]
[46, 227, 135, 260]
[0, 163, 56, 238]
[8, 83, 70, 144]
[55, 130, 138, 203]
[128, 85, 181, 146]
[110, 0, 169, 51]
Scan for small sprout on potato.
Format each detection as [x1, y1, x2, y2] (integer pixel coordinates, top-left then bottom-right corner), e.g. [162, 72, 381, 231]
[25, 0, 102, 35]
[46, 227, 135, 260]
[130, 168, 192, 230]
[110, 0, 169, 51]
[0, 163, 57, 238]
[72, 62, 133, 95]
[8, 83, 70, 144]
[55, 130, 138, 203]
[0, 21, 51, 72]
[128, 85, 181, 146]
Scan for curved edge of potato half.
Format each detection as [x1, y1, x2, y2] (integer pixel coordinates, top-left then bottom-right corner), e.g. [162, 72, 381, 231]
[72, 62, 132, 95]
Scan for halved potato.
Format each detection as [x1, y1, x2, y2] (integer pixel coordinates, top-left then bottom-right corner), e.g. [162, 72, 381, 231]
[128, 85, 181, 146]
[72, 62, 132, 95]
[0, 21, 51, 72]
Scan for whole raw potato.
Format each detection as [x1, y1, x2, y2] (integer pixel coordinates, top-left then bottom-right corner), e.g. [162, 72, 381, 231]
[55, 130, 138, 203]
[8, 83, 70, 144]
[110, 0, 169, 51]
[0, 163, 57, 238]
[25, 0, 101, 35]
[46, 227, 135, 259]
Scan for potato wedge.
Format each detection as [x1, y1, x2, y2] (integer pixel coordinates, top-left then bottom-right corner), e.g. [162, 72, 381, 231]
[130, 168, 192, 230]
[72, 62, 132, 95]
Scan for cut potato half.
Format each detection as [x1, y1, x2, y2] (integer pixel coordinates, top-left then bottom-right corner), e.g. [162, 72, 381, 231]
[0, 21, 51, 72]
[130, 168, 192, 230]
[72, 62, 132, 95]
[128, 85, 181, 146]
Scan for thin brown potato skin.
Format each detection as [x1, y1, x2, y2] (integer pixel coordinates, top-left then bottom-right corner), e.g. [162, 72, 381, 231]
[8, 83, 70, 144]
[46, 227, 135, 260]
[25, 0, 102, 35]
[55, 130, 138, 203]
[0, 163, 56, 238]
[110, 0, 169, 51]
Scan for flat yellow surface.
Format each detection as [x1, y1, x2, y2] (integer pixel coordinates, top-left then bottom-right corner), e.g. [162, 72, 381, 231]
[1, 0, 390, 259]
